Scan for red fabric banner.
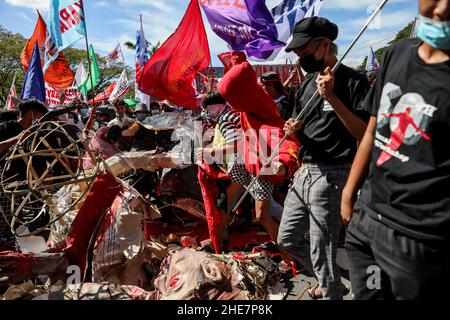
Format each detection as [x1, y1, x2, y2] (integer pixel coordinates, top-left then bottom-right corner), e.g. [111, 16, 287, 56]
[20, 11, 74, 90]
[138, 0, 211, 109]
[197, 164, 230, 254]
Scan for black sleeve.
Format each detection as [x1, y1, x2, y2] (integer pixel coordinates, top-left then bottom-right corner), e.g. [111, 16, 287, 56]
[350, 75, 372, 121]
[361, 84, 379, 117]
[0, 123, 12, 142]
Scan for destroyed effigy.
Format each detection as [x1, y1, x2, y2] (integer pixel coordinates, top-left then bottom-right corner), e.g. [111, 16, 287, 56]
[159, 166, 206, 220]
[2, 281, 155, 301]
[152, 248, 248, 300]
[152, 247, 283, 300]
[0, 251, 68, 286]
[0, 111, 288, 301]
[1, 238, 287, 300]
[0, 120, 98, 238]
[104, 150, 187, 177]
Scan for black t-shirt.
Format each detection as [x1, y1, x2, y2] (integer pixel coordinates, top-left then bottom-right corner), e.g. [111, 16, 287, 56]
[359, 38, 450, 242]
[0, 120, 24, 162]
[293, 64, 371, 164]
[275, 95, 293, 121]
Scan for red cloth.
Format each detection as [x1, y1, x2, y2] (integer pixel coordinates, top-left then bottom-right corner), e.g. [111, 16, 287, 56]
[87, 83, 116, 105]
[197, 163, 230, 254]
[218, 52, 247, 75]
[20, 12, 74, 90]
[0, 251, 37, 277]
[138, 0, 211, 109]
[62, 173, 123, 275]
[218, 60, 301, 184]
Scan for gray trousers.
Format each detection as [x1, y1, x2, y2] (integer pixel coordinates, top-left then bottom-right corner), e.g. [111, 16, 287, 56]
[278, 163, 350, 300]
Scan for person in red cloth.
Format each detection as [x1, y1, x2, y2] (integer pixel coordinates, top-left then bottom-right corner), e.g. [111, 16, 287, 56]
[217, 53, 301, 243]
[196, 91, 242, 251]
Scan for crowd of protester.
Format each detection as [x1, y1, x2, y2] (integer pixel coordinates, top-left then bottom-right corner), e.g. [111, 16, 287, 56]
[1, 0, 449, 300]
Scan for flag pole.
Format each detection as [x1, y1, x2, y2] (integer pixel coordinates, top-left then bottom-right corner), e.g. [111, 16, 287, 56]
[410, 17, 418, 38]
[80, 1, 97, 135]
[81, 1, 96, 106]
[231, 0, 391, 213]
[119, 41, 125, 64]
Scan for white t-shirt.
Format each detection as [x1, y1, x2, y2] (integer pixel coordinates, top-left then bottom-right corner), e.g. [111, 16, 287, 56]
[107, 115, 132, 128]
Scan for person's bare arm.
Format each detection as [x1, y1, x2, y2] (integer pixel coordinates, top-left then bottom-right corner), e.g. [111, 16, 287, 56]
[341, 116, 377, 225]
[327, 95, 368, 141]
[0, 136, 19, 154]
[283, 70, 296, 89]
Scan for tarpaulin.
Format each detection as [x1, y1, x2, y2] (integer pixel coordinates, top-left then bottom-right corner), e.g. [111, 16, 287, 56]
[63, 173, 123, 276]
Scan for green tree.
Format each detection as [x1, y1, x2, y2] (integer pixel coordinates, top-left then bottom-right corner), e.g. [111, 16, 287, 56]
[0, 26, 27, 106]
[357, 20, 415, 71]
[124, 40, 161, 56]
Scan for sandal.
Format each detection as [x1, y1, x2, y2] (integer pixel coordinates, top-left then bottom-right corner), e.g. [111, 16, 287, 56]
[307, 283, 350, 299]
[307, 283, 322, 300]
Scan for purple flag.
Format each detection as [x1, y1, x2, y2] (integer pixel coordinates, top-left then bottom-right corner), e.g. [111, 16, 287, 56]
[200, 0, 284, 59]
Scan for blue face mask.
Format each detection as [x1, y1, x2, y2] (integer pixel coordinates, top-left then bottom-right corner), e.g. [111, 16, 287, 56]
[136, 114, 147, 122]
[80, 109, 89, 118]
[416, 15, 450, 50]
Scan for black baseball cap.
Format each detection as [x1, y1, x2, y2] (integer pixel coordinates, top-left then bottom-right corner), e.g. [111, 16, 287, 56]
[285, 17, 338, 52]
[17, 99, 48, 115]
[260, 71, 281, 83]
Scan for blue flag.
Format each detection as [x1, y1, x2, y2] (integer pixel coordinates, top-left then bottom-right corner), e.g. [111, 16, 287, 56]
[44, 0, 86, 71]
[21, 42, 46, 102]
[135, 15, 150, 106]
[366, 46, 380, 72]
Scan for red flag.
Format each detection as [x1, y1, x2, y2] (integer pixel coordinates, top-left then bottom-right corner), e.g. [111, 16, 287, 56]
[20, 11, 74, 90]
[87, 83, 117, 105]
[138, 0, 210, 109]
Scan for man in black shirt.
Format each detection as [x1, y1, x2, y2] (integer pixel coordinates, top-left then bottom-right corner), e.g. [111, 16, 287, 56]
[277, 17, 370, 299]
[0, 99, 48, 248]
[260, 72, 293, 120]
[341, 0, 450, 299]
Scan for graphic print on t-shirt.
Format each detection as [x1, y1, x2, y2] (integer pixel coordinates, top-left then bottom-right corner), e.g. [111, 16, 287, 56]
[375, 82, 437, 167]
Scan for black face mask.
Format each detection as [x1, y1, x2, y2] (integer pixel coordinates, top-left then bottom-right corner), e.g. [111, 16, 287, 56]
[300, 53, 325, 73]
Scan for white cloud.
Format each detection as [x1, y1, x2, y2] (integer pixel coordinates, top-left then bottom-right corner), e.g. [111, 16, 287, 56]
[15, 11, 34, 23]
[325, 0, 410, 10]
[5, 0, 49, 11]
[117, 0, 174, 13]
[349, 8, 415, 30]
[95, 1, 110, 8]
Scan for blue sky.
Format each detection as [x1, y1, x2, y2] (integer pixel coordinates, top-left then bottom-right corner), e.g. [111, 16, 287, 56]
[1, 0, 417, 68]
